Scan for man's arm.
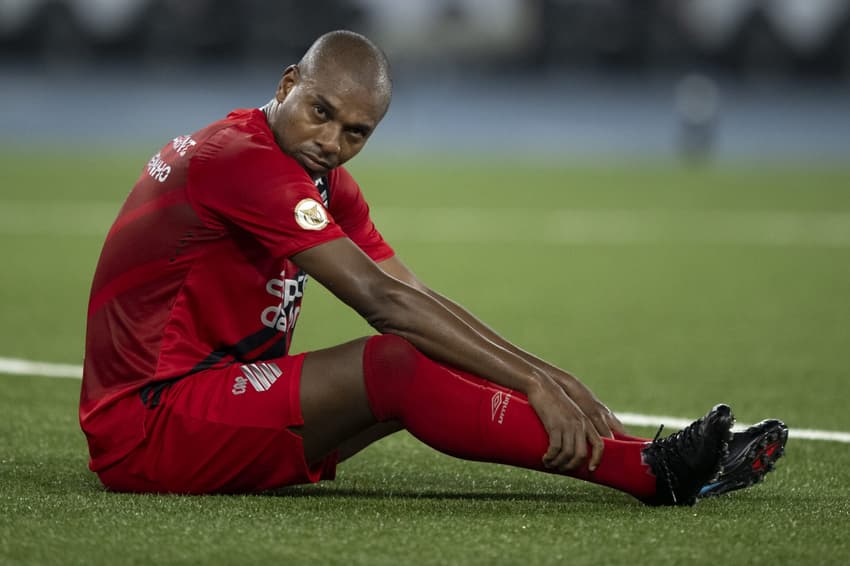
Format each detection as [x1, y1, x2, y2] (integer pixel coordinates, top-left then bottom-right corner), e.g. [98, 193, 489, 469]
[292, 238, 605, 471]
[378, 255, 626, 439]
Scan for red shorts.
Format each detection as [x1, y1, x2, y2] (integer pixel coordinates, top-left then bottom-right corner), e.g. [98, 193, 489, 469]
[96, 353, 338, 494]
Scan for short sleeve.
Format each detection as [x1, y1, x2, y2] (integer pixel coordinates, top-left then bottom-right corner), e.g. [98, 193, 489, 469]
[328, 167, 395, 263]
[187, 128, 346, 259]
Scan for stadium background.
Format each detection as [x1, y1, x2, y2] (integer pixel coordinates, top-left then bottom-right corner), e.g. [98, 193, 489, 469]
[3, 0, 850, 157]
[2, 2, 849, 565]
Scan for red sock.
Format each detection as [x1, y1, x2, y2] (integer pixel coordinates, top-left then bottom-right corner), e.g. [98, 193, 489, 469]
[362, 335, 657, 500]
[614, 431, 651, 442]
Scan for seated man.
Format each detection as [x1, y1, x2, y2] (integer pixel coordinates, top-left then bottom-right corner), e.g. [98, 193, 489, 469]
[80, 30, 786, 505]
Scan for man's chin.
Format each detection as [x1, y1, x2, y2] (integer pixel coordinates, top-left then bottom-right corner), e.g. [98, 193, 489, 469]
[297, 154, 332, 178]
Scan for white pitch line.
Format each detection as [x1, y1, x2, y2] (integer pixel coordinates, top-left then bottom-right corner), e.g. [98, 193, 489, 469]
[2, 356, 849, 444]
[616, 412, 850, 444]
[0, 356, 83, 379]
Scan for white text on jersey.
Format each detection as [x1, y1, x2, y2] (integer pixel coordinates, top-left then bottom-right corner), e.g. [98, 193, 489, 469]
[172, 135, 197, 157]
[146, 152, 172, 183]
[260, 270, 308, 332]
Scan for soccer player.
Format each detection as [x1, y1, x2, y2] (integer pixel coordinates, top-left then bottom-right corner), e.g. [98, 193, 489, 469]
[80, 30, 785, 505]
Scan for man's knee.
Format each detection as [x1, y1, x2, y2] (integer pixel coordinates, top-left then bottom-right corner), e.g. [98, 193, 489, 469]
[362, 334, 421, 421]
[363, 334, 420, 382]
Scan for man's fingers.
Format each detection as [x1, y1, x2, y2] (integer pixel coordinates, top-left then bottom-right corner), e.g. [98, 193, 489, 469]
[553, 428, 576, 470]
[563, 428, 588, 471]
[591, 413, 614, 439]
[607, 412, 626, 435]
[587, 429, 605, 472]
[543, 429, 562, 467]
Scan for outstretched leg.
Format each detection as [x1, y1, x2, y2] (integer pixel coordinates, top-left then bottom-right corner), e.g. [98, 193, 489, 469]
[297, 334, 700, 502]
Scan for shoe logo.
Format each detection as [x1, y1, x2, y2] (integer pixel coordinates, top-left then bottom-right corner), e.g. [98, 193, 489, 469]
[232, 362, 282, 395]
[490, 391, 512, 424]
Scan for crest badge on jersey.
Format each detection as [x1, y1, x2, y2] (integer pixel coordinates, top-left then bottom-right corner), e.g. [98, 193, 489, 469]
[294, 198, 329, 230]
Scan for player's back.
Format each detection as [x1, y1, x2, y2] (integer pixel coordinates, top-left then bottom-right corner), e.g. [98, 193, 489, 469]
[84, 116, 230, 406]
[80, 109, 293, 467]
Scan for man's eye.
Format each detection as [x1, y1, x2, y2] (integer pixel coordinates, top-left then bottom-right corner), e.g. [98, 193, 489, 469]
[313, 105, 327, 118]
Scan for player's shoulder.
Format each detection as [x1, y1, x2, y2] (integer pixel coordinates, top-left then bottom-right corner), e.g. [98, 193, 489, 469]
[196, 108, 272, 156]
[221, 107, 272, 140]
[328, 165, 360, 197]
[192, 108, 303, 175]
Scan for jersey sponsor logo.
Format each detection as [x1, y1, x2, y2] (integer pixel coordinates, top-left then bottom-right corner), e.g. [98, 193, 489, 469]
[260, 269, 307, 332]
[171, 135, 197, 157]
[146, 152, 172, 183]
[491, 391, 512, 424]
[232, 362, 283, 394]
[294, 198, 329, 231]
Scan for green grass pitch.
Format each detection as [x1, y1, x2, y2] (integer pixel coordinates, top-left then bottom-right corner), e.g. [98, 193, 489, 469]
[2, 150, 850, 564]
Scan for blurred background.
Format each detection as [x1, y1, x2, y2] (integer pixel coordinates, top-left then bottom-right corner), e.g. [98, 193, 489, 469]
[2, 0, 849, 160]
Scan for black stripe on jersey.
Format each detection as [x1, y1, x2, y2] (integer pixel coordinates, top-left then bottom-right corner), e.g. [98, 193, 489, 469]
[317, 176, 331, 208]
[140, 375, 184, 408]
[191, 326, 280, 372]
[258, 333, 288, 360]
[139, 326, 285, 408]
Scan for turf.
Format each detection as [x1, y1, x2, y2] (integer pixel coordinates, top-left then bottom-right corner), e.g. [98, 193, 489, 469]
[1, 151, 850, 564]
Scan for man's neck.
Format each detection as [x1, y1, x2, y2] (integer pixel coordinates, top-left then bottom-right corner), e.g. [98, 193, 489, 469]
[260, 100, 275, 122]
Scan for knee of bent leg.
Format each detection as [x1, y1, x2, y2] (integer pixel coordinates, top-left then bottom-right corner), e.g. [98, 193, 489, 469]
[363, 334, 420, 386]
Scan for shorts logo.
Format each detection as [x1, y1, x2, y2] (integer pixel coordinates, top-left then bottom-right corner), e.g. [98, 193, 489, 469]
[294, 198, 329, 231]
[491, 391, 512, 424]
[232, 362, 282, 395]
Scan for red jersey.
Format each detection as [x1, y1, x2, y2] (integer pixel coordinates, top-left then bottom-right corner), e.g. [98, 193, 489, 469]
[81, 108, 394, 469]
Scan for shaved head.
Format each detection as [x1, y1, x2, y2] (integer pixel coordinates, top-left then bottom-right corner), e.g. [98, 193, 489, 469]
[298, 30, 392, 116]
[264, 31, 392, 178]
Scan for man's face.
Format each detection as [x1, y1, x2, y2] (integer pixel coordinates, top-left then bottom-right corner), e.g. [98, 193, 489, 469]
[270, 65, 386, 179]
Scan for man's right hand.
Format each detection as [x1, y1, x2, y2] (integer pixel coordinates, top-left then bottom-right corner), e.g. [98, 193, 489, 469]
[550, 371, 626, 441]
[526, 379, 604, 473]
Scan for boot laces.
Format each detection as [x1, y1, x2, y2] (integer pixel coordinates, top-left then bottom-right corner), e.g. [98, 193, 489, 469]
[647, 417, 704, 504]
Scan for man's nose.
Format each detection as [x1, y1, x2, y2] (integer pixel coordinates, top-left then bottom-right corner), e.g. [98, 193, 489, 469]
[315, 124, 341, 156]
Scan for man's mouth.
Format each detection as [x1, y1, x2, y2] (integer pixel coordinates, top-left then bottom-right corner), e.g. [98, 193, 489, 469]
[299, 152, 332, 173]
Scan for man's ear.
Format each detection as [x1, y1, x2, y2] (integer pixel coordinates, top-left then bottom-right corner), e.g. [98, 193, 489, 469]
[275, 65, 300, 102]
